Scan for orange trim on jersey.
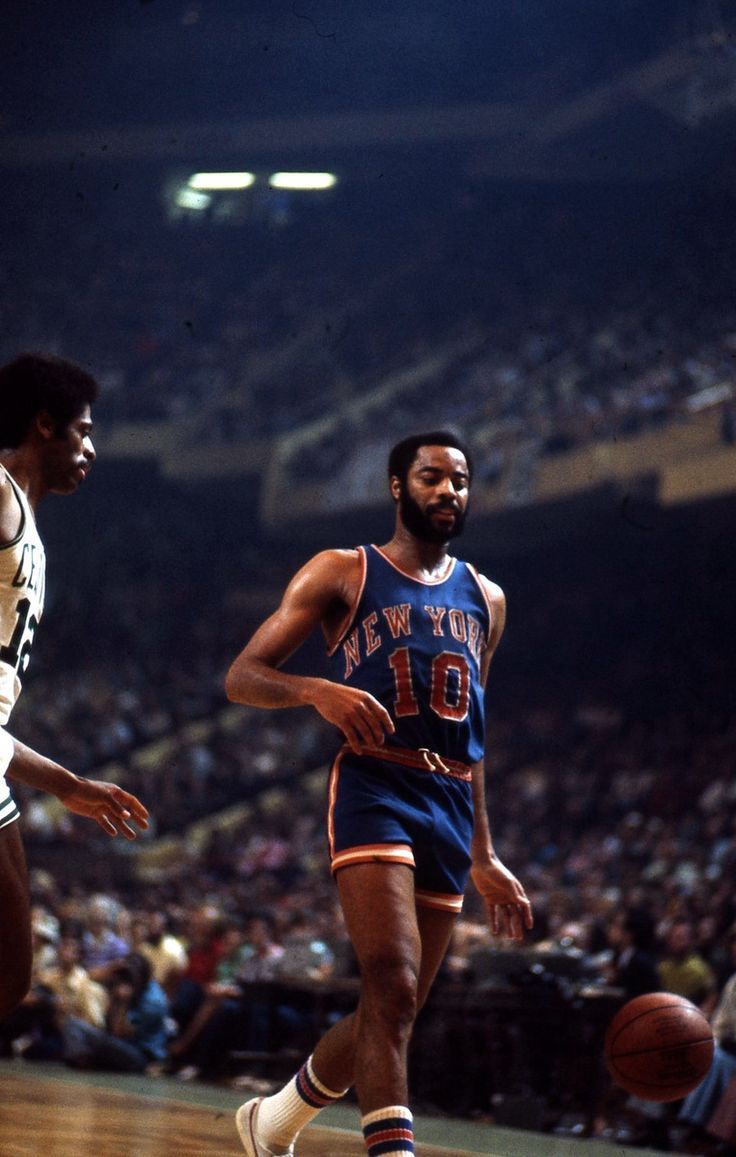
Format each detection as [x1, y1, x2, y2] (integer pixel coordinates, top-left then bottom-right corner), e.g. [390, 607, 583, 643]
[372, 544, 457, 586]
[325, 546, 368, 657]
[331, 843, 416, 874]
[415, 888, 464, 913]
[465, 560, 494, 644]
[326, 748, 344, 859]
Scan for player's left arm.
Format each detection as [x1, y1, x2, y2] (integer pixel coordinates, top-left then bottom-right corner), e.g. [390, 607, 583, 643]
[469, 576, 533, 940]
[5, 734, 149, 839]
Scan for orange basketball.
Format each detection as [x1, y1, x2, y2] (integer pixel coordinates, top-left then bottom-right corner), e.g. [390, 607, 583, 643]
[604, 992, 714, 1102]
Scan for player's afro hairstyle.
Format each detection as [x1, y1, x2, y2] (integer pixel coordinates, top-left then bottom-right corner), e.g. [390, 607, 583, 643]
[387, 430, 473, 487]
[0, 352, 99, 448]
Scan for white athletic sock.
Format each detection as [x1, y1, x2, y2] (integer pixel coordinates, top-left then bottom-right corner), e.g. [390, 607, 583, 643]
[255, 1055, 348, 1149]
[362, 1105, 414, 1155]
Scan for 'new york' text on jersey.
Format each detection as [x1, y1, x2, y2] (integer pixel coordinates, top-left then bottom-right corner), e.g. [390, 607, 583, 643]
[327, 545, 493, 764]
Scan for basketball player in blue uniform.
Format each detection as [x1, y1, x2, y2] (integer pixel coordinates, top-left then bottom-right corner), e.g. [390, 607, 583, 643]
[226, 431, 533, 1157]
[0, 353, 149, 1022]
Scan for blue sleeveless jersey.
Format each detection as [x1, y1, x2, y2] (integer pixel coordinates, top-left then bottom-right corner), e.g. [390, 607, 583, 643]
[327, 545, 493, 764]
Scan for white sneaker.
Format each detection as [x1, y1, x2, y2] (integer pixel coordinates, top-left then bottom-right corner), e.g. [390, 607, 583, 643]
[235, 1097, 295, 1157]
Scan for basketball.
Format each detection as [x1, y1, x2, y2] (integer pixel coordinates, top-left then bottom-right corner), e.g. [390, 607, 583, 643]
[604, 992, 715, 1102]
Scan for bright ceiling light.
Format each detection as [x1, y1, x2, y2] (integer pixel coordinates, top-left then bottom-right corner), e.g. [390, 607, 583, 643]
[175, 188, 212, 210]
[269, 172, 337, 190]
[188, 172, 256, 190]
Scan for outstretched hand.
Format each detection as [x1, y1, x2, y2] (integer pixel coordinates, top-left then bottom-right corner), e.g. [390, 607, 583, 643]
[58, 778, 149, 840]
[471, 855, 533, 941]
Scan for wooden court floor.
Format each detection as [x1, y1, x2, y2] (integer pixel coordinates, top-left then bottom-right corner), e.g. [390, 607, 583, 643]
[0, 1061, 667, 1156]
[0, 1067, 484, 1157]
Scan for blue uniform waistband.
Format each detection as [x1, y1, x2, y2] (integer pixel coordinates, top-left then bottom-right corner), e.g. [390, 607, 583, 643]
[342, 743, 473, 782]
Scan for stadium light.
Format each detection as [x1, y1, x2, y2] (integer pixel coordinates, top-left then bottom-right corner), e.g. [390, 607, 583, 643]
[175, 188, 212, 211]
[269, 172, 338, 190]
[188, 172, 256, 190]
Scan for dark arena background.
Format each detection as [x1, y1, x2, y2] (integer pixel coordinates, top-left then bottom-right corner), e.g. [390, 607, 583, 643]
[2, 3, 736, 1154]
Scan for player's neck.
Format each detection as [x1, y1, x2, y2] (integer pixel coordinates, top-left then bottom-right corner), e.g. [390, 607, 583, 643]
[380, 527, 453, 582]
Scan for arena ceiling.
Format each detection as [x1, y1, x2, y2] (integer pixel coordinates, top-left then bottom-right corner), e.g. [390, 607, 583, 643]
[3, 1, 736, 186]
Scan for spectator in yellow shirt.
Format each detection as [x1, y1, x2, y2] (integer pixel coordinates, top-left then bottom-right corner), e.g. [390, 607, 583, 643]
[658, 917, 718, 1016]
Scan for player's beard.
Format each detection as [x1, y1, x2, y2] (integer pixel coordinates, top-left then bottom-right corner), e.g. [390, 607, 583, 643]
[399, 490, 467, 543]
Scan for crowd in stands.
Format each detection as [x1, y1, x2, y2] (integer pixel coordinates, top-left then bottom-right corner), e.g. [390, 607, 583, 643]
[0, 469, 733, 1150]
[1, 187, 452, 438]
[2, 179, 736, 1148]
[287, 248, 736, 487]
[2, 180, 735, 469]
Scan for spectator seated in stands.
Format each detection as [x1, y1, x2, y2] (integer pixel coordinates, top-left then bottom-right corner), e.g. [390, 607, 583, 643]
[604, 906, 661, 999]
[81, 894, 131, 981]
[61, 952, 169, 1074]
[658, 918, 718, 1016]
[168, 904, 227, 1038]
[0, 933, 107, 1062]
[131, 909, 188, 1001]
[678, 928, 736, 1150]
[168, 911, 331, 1082]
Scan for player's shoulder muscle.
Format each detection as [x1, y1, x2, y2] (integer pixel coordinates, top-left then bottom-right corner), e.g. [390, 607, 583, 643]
[283, 548, 362, 611]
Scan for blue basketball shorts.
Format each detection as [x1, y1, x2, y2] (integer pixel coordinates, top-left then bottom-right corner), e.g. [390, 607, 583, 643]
[327, 745, 474, 913]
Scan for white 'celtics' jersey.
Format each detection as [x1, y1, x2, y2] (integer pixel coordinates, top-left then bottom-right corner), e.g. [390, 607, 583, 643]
[0, 465, 46, 725]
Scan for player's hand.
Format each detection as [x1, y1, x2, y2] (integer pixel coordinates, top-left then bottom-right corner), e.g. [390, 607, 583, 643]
[310, 680, 395, 754]
[471, 855, 533, 941]
[57, 777, 150, 840]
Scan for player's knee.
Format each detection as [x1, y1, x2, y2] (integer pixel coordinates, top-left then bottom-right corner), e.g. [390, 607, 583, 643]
[361, 957, 419, 1031]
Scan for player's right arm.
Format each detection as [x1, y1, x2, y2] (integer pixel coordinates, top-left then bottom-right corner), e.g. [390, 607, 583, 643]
[225, 549, 394, 752]
[3, 733, 149, 839]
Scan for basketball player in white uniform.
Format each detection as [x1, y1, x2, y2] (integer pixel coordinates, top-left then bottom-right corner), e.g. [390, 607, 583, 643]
[0, 353, 149, 1021]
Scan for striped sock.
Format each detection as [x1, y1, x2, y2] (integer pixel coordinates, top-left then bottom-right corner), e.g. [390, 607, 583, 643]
[362, 1106, 415, 1155]
[255, 1055, 348, 1149]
